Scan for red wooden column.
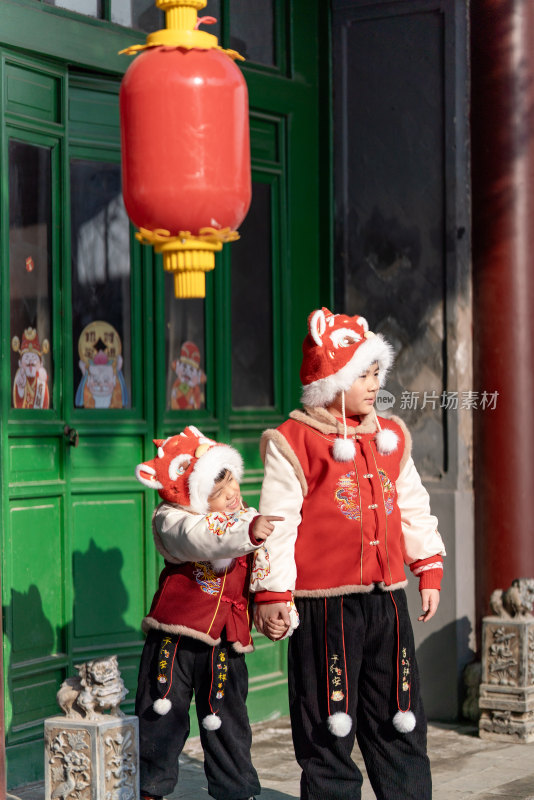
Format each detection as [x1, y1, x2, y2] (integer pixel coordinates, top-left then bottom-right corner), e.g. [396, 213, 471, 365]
[471, 0, 534, 627]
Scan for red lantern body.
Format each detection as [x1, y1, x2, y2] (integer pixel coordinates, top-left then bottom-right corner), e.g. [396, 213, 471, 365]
[120, 47, 251, 235]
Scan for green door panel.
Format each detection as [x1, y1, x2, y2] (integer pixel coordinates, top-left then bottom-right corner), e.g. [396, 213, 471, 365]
[7, 740, 47, 789]
[69, 437, 144, 479]
[249, 634, 287, 672]
[113, 656, 141, 716]
[249, 115, 281, 165]
[9, 438, 61, 484]
[71, 493, 145, 643]
[69, 85, 121, 142]
[10, 665, 65, 734]
[5, 61, 61, 123]
[7, 498, 64, 663]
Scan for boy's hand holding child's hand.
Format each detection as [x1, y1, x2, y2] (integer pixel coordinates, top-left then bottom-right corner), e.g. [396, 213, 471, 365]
[252, 515, 284, 542]
[254, 602, 291, 640]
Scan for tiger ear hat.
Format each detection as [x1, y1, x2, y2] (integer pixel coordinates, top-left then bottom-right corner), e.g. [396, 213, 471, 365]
[300, 307, 397, 460]
[135, 425, 243, 513]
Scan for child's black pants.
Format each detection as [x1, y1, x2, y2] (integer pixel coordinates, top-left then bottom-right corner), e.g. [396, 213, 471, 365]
[135, 629, 260, 800]
[289, 589, 432, 800]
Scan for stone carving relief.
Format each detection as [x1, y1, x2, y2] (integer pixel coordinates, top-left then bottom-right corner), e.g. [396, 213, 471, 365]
[487, 626, 518, 686]
[57, 655, 128, 720]
[104, 726, 138, 800]
[48, 728, 92, 800]
[489, 578, 534, 619]
[489, 710, 512, 733]
[480, 582, 534, 741]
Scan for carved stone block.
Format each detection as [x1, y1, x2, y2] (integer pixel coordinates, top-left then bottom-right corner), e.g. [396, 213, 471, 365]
[44, 715, 139, 800]
[479, 615, 534, 742]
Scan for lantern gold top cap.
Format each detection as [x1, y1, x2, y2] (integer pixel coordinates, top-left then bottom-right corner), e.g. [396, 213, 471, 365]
[120, 0, 243, 59]
[152, 0, 216, 49]
[156, 0, 207, 10]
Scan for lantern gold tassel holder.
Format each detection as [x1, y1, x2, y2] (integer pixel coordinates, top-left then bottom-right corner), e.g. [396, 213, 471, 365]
[136, 226, 239, 299]
[119, 0, 251, 298]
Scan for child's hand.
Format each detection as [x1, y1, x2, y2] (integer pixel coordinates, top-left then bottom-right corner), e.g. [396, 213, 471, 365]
[418, 588, 440, 622]
[265, 617, 290, 639]
[252, 515, 284, 542]
[254, 602, 290, 640]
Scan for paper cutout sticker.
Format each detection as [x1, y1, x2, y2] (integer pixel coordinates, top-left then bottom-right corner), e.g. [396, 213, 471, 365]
[12, 327, 50, 409]
[76, 321, 128, 409]
[170, 340, 206, 410]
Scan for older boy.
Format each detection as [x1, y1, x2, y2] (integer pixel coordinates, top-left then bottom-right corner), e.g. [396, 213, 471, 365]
[253, 307, 445, 800]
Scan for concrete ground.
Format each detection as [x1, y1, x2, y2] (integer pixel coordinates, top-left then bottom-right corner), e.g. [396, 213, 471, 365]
[10, 716, 534, 800]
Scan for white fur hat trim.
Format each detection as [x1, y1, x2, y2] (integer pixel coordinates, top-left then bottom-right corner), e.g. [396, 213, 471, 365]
[153, 697, 172, 715]
[188, 444, 243, 514]
[332, 437, 356, 462]
[327, 711, 353, 737]
[392, 709, 416, 733]
[202, 713, 222, 731]
[376, 427, 399, 455]
[301, 334, 394, 407]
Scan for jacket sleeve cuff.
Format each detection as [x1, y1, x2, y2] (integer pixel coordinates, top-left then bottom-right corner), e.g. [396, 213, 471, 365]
[248, 516, 262, 545]
[409, 555, 443, 591]
[418, 569, 443, 591]
[253, 590, 293, 604]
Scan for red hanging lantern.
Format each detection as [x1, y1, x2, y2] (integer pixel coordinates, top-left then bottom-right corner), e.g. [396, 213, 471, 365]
[119, 0, 251, 298]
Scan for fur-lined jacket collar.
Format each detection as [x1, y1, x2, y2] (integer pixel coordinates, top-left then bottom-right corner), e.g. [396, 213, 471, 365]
[288, 405, 378, 436]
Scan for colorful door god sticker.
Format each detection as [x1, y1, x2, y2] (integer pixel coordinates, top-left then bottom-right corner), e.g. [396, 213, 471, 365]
[170, 340, 206, 410]
[12, 328, 50, 409]
[76, 321, 128, 409]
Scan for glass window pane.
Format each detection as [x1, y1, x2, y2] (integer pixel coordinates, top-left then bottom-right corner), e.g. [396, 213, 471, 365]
[231, 181, 273, 408]
[202, 0, 221, 41]
[110, 0, 219, 35]
[9, 140, 53, 410]
[71, 160, 131, 409]
[229, 0, 275, 66]
[111, 0, 163, 31]
[43, 0, 102, 17]
[165, 286, 206, 411]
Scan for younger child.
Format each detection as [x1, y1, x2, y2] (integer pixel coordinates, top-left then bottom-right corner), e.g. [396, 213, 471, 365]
[135, 425, 281, 800]
[253, 307, 446, 800]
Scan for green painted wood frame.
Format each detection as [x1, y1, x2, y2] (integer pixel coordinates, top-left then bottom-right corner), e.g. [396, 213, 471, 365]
[0, 0, 332, 788]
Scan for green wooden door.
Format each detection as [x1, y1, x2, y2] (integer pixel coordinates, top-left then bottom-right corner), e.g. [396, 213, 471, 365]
[0, 0, 329, 789]
[2, 57, 152, 787]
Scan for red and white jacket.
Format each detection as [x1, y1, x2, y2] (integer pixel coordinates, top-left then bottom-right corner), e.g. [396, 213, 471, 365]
[143, 504, 262, 652]
[251, 408, 445, 603]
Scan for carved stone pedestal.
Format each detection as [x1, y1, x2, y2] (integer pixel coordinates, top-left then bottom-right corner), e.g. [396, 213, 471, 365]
[479, 616, 534, 742]
[44, 715, 139, 800]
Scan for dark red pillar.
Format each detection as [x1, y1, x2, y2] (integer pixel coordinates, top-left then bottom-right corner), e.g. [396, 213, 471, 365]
[471, 0, 534, 629]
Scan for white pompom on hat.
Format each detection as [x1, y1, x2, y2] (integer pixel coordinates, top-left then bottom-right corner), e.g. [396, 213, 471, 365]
[374, 410, 399, 455]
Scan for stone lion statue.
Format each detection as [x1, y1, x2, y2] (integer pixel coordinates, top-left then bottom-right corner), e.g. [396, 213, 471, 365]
[489, 578, 534, 619]
[57, 655, 128, 719]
